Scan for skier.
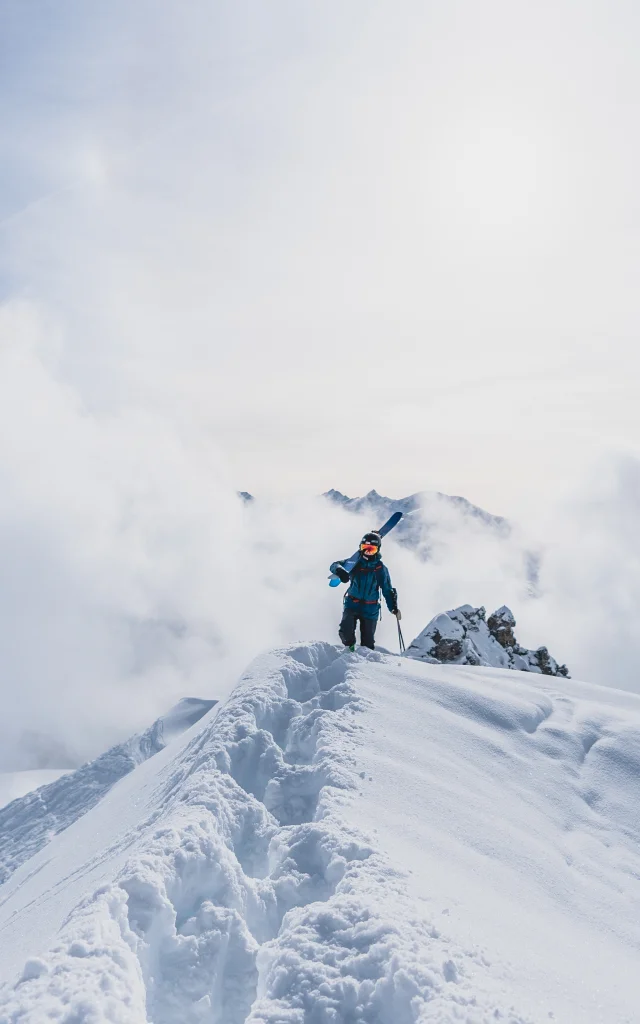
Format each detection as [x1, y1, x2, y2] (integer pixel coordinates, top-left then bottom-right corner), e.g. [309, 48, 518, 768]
[330, 532, 400, 651]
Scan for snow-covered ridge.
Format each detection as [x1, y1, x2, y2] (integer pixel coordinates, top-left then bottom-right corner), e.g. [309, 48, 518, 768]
[407, 604, 569, 676]
[0, 770, 70, 811]
[0, 697, 215, 886]
[0, 644, 561, 1023]
[1, 647, 639, 1020]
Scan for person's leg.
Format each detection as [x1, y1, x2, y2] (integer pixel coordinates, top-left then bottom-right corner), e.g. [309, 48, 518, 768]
[338, 607, 357, 647]
[360, 616, 377, 650]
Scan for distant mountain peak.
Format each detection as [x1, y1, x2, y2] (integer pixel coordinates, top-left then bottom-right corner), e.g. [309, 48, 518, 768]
[322, 487, 509, 549]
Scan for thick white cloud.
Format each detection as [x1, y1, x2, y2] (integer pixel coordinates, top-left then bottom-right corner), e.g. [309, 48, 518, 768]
[518, 455, 640, 689]
[2, 0, 639, 512]
[0, 2, 639, 765]
[1, 304, 639, 768]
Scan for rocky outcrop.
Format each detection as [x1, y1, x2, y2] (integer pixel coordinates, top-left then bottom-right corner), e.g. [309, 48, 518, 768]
[406, 604, 569, 677]
[487, 605, 516, 648]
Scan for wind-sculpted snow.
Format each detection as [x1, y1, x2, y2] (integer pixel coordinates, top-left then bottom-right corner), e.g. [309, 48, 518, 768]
[407, 603, 569, 676]
[0, 644, 540, 1023]
[1, 647, 639, 1022]
[0, 697, 216, 885]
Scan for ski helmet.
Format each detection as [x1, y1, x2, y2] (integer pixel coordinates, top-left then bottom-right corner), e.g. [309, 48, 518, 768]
[360, 532, 382, 557]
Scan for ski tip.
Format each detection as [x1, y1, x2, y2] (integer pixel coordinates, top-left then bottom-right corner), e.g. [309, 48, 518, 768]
[328, 578, 341, 587]
[376, 510, 403, 535]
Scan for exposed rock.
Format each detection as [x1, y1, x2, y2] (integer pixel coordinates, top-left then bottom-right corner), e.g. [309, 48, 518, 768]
[487, 605, 516, 648]
[407, 604, 569, 677]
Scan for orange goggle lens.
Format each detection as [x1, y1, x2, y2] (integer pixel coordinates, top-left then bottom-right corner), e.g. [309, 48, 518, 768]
[360, 543, 379, 554]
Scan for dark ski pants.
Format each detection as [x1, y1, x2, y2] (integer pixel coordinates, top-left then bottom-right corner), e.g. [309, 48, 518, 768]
[339, 607, 377, 650]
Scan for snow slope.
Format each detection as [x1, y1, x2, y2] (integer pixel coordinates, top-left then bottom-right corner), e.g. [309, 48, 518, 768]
[0, 697, 215, 885]
[0, 645, 638, 1023]
[0, 771, 70, 811]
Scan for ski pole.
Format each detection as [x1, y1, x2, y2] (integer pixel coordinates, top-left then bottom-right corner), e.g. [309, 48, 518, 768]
[396, 615, 406, 655]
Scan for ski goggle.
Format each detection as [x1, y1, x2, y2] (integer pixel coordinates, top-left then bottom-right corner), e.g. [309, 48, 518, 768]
[360, 542, 379, 555]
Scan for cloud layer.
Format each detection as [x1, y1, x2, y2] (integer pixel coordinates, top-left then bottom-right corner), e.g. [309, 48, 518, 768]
[1, 2, 640, 766]
[2, 1, 640, 511]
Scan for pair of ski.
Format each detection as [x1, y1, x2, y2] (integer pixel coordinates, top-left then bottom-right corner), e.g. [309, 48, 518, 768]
[327, 511, 403, 586]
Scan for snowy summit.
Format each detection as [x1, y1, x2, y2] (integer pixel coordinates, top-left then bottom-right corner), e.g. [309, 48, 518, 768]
[0, 644, 638, 1022]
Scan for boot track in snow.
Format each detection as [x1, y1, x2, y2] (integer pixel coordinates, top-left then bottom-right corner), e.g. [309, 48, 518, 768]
[0, 643, 541, 1023]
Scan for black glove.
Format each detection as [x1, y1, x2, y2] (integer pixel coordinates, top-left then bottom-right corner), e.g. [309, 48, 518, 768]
[335, 565, 350, 584]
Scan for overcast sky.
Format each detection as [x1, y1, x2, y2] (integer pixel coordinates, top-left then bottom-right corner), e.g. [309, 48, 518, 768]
[1, 0, 639, 517]
[2, 2, 640, 767]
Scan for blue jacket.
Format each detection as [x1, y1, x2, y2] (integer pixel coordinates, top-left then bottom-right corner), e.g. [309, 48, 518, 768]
[330, 554, 397, 620]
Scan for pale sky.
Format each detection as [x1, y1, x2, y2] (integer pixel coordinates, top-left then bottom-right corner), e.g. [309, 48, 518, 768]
[2, 0, 639, 519]
[3, 1, 640, 762]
